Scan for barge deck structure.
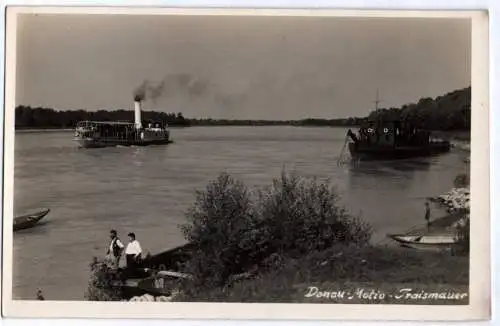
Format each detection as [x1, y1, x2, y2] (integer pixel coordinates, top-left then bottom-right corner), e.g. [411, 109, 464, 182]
[343, 91, 450, 161]
[346, 120, 451, 161]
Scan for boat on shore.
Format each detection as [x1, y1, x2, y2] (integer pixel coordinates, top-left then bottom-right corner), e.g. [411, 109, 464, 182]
[14, 208, 50, 231]
[346, 119, 451, 161]
[109, 243, 195, 299]
[139, 242, 196, 272]
[109, 241, 263, 299]
[387, 233, 457, 251]
[136, 270, 193, 297]
[73, 98, 171, 148]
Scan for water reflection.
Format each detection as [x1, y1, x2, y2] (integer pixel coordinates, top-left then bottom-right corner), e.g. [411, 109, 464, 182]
[77, 147, 106, 160]
[348, 158, 432, 173]
[346, 158, 431, 179]
[131, 146, 145, 167]
[344, 158, 434, 194]
[13, 221, 50, 236]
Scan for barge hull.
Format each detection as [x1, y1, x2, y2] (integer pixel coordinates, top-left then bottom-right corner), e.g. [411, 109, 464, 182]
[348, 142, 450, 161]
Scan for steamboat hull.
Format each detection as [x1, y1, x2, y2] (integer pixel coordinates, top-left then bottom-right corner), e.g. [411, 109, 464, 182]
[74, 136, 172, 149]
[348, 142, 450, 161]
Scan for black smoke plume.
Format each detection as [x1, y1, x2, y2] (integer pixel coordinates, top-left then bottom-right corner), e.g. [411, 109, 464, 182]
[133, 74, 209, 102]
[134, 80, 164, 102]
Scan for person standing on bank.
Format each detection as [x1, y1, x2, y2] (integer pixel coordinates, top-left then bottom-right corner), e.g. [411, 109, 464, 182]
[125, 232, 143, 269]
[106, 229, 124, 270]
[425, 201, 431, 232]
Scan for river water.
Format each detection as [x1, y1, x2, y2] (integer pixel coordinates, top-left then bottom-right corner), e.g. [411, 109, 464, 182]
[12, 126, 468, 300]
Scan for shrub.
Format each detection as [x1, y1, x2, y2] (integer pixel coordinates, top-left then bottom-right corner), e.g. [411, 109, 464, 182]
[180, 173, 261, 289]
[84, 257, 123, 301]
[255, 172, 372, 256]
[179, 171, 372, 291]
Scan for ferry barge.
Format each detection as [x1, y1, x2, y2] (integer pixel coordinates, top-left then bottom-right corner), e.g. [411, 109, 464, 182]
[73, 99, 171, 148]
[346, 119, 451, 161]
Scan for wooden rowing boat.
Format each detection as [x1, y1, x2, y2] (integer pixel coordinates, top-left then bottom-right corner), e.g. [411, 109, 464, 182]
[139, 242, 196, 271]
[387, 233, 457, 251]
[13, 208, 50, 231]
[136, 270, 193, 297]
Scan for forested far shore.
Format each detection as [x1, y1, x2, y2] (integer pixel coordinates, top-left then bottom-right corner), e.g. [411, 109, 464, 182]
[15, 86, 470, 131]
[367, 86, 470, 131]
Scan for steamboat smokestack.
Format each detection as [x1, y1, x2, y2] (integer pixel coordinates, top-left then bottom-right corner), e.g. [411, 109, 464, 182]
[134, 99, 142, 129]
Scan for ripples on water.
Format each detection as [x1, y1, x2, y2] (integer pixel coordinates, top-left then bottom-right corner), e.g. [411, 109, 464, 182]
[12, 127, 466, 300]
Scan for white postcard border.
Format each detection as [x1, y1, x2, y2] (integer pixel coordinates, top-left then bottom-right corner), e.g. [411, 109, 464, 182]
[1, 6, 491, 321]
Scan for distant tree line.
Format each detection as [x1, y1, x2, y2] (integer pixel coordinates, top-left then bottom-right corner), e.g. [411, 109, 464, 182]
[13, 106, 365, 129]
[187, 117, 365, 127]
[367, 87, 471, 131]
[15, 86, 470, 131]
[15, 106, 190, 129]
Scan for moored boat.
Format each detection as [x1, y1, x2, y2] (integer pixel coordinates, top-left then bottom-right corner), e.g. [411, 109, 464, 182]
[137, 270, 193, 297]
[14, 208, 50, 231]
[139, 242, 196, 272]
[346, 119, 451, 161]
[108, 242, 195, 299]
[387, 233, 457, 251]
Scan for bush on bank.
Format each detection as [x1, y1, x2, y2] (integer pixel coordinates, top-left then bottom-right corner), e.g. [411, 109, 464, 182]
[84, 257, 123, 301]
[179, 173, 258, 289]
[179, 171, 372, 292]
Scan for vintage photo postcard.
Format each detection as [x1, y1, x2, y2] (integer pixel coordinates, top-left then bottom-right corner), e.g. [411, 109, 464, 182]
[2, 6, 490, 321]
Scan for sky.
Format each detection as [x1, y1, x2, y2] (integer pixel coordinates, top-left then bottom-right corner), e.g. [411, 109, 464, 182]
[15, 14, 471, 120]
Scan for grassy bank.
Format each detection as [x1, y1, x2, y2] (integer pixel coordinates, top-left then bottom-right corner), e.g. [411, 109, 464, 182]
[174, 245, 468, 304]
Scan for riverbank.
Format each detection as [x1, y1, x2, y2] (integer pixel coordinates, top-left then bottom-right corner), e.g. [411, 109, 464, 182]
[169, 245, 468, 304]
[431, 188, 470, 212]
[119, 245, 468, 303]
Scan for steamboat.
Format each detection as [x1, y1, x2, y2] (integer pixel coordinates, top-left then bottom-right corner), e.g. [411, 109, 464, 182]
[73, 98, 171, 148]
